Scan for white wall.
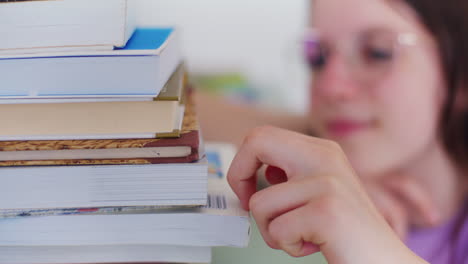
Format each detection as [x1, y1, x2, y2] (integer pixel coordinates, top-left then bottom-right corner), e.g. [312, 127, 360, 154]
[135, 0, 309, 112]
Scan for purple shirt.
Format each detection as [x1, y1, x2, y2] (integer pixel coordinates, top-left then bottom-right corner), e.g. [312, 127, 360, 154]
[406, 202, 468, 264]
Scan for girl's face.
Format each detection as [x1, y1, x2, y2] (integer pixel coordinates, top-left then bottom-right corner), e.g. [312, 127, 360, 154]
[309, 0, 446, 176]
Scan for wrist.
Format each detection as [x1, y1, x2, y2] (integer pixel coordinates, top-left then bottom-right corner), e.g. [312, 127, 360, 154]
[322, 223, 427, 264]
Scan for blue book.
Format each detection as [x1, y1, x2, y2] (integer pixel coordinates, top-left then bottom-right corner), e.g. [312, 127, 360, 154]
[0, 28, 181, 99]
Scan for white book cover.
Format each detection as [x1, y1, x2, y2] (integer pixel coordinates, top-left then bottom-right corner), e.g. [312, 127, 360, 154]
[0, 143, 251, 248]
[0, 0, 136, 51]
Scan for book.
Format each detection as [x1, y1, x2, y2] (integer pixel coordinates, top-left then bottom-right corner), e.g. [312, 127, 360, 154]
[0, 65, 187, 141]
[0, 62, 185, 104]
[0, 143, 251, 248]
[0, 100, 185, 141]
[0, 157, 208, 210]
[0, 28, 181, 98]
[0, 245, 211, 264]
[0, 84, 200, 166]
[0, 0, 136, 53]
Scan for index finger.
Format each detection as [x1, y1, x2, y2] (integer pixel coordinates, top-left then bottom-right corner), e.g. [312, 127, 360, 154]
[227, 126, 327, 210]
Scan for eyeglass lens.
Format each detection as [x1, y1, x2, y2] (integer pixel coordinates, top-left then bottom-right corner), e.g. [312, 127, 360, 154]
[304, 30, 400, 84]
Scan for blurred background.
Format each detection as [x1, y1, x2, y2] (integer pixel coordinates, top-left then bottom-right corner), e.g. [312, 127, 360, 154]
[134, 2, 327, 264]
[135, 0, 310, 113]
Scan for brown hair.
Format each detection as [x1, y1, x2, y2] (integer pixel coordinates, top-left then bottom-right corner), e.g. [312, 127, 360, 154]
[401, 0, 468, 172]
[401, 0, 468, 262]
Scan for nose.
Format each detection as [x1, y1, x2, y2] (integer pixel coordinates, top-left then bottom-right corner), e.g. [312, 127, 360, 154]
[312, 55, 361, 102]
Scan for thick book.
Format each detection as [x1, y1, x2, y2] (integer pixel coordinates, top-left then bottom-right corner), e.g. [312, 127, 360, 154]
[0, 28, 181, 98]
[0, 245, 211, 264]
[0, 0, 136, 53]
[0, 157, 208, 210]
[0, 143, 251, 248]
[0, 86, 200, 166]
[0, 62, 186, 104]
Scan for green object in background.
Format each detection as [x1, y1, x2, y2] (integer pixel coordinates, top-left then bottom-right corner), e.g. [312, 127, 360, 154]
[192, 73, 248, 93]
[191, 73, 259, 103]
[212, 219, 328, 264]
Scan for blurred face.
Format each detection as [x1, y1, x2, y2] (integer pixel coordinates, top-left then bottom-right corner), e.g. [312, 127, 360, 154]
[308, 0, 446, 176]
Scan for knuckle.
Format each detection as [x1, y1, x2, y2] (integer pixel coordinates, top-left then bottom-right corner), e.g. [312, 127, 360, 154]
[313, 138, 341, 153]
[309, 139, 346, 167]
[269, 219, 303, 257]
[323, 139, 342, 151]
[243, 125, 275, 146]
[323, 141, 346, 162]
[268, 217, 289, 244]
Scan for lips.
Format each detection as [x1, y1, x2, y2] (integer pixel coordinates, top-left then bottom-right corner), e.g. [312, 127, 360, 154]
[326, 119, 372, 137]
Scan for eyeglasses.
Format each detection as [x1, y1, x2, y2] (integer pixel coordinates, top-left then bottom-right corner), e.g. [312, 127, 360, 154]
[303, 29, 417, 84]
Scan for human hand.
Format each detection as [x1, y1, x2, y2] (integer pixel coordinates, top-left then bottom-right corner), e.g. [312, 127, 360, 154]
[227, 126, 427, 264]
[362, 176, 440, 240]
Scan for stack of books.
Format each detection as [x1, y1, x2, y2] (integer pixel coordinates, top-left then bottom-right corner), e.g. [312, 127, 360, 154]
[0, 1, 250, 263]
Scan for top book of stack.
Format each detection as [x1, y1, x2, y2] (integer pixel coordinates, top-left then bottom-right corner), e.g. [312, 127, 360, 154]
[0, 0, 136, 54]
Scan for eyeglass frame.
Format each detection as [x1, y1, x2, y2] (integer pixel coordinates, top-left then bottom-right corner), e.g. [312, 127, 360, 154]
[303, 28, 418, 84]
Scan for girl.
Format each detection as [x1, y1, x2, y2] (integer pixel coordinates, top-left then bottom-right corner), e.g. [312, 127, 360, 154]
[197, 0, 468, 263]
